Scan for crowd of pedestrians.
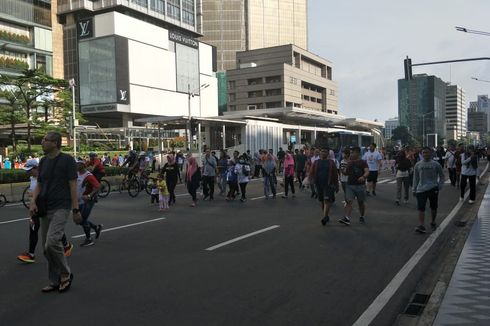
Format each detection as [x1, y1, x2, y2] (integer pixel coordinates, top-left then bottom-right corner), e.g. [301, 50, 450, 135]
[13, 130, 489, 293]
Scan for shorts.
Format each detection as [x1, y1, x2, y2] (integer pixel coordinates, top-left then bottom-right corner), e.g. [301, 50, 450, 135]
[317, 184, 335, 203]
[416, 188, 439, 212]
[367, 171, 378, 182]
[345, 184, 367, 202]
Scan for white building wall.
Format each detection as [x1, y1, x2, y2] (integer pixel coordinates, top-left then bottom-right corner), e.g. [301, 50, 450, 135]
[34, 27, 52, 52]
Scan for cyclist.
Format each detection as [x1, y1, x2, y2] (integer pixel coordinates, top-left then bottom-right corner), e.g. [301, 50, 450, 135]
[86, 152, 105, 182]
[122, 150, 139, 180]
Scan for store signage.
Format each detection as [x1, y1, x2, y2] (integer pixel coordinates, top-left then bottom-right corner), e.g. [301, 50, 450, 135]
[117, 89, 129, 104]
[77, 18, 93, 39]
[169, 31, 198, 49]
[81, 104, 117, 114]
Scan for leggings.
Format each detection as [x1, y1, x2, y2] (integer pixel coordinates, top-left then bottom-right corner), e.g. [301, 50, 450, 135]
[460, 175, 476, 201]
[239, 182, 248, 199]
[284, 175, 295, 196]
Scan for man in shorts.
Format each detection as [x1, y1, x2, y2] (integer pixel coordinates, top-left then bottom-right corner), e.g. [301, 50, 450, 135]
[340, 147, 369, 225]
[413, 147, 445, 234]
[362, 143, 382, 196]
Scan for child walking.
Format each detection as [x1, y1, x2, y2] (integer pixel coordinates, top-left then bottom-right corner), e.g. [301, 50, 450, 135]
[150, 178, 159, 205]
[157, 175, 169, 211]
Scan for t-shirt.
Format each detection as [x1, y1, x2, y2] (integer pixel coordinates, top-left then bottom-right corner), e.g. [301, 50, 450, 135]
[346, 159, 368, 185]
[295, 154, 307, 171]
[340, 159, 349, 183]
[362, 150, 382, 171]
[38, 153, 78, 210]
[202, 155, 217, 177]
[315, 159, 331, 187]
[29, 176, 38, 192]
[162, 163, 179, 182]
[76, 171, 99, 204]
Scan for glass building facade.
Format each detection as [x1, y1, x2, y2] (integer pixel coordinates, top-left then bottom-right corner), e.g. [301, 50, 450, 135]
[200, 0, 308, 71]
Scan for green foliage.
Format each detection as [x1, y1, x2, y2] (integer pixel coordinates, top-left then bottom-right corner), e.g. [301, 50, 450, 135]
[0, 30, 30, 44]
[0, 57, 29, 70]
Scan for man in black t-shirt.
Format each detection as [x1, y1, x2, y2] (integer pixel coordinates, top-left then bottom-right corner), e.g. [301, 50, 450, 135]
[30, 131, 80, 293]
[310, 149, 339, 225]
[340, 147, 369, 226]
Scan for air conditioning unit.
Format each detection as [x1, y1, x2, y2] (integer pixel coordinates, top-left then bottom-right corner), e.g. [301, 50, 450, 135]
[247, 105, 257, 110]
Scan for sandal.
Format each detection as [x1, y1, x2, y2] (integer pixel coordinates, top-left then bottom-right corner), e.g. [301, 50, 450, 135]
[58, 274, 74, 293]
[41, 284, 59, 293]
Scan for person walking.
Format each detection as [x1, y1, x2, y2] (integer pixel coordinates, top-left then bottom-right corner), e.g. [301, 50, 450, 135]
[76, 158, 102, 247]
[202, 149, 217, 200]
[185, 156, 201, 207]
[30, 131, 81, 293]
[235, 155, 251, 202]
[262, 153, 277, 199]
[217, 150, 228, 196]
[157, 175, 169, 211]
[362, 143, 382, 196]
[309, 148, 339, 225]
[341, 147, 369, 225]
[17, 159, 73, 263]
[339, 148, 350, 204]
[295, 149, 307, 189]
[161, 154, 178, 205]
[445, 145, 457, 187]
[282, 152, 296, 198]
[460, 145, 478, 204]
[226, 158, 238, 201]
[413, 147, 445, 234]
[395, 150, 412, 205]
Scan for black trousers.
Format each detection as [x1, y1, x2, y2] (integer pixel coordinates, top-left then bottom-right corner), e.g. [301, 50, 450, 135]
[227, 181, 238, 198]
[166, 177, 177, 204]
[448, 168, 456, 186]
[284, 175, 295, 196]
[202, 176, 215, 198]
[239, 182, 248, 199]
[460, 175, 476, 201]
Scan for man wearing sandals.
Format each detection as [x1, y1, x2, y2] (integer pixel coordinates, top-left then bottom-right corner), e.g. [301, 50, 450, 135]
[30, 132, 81, 293]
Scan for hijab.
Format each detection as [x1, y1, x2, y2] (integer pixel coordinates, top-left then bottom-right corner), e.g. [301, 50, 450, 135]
[167, 154, 175, 165]
[284, 153, 294, 167]
[186, 157, 197, 182]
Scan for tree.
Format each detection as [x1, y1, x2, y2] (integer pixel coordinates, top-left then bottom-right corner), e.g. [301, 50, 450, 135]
[0, 69, 68, 152]
[391, 126, 411, 145]
[0, 89, 27, 151]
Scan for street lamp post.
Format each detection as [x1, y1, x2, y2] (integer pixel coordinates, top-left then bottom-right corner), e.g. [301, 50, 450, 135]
[187, 83, 210, 154]
[415, 111, 434, 146]
[69, 78, 77, 157]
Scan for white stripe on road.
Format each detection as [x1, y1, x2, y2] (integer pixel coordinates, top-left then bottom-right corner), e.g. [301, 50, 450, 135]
[377, 179, 393, 184]
[0, 217, 29, 225]
[388, 180, 397, 184]
[5, 202, 24, 207]
[250, 192, 285, 201]
[205, 225, 280, 251]
[353, 162, 489, 326]
[71, 217, 166, 239]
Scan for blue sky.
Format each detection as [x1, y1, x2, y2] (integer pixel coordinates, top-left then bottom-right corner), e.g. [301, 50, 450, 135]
[308, 0, 490, 122]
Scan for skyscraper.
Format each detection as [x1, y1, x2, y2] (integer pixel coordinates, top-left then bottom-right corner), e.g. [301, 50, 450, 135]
[199, 0, 308, 71]
[445, 85, 466, 140]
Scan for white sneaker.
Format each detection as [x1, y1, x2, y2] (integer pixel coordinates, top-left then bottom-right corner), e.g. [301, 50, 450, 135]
[469, 200, 475, 204]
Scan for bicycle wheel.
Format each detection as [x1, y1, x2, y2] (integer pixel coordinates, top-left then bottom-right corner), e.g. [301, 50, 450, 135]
[128, 178, 140, 197]
[145, 179, 152, 195]
[0, 194, 6, 207]
[22, 186, 30, 209]
[98, 179, 111, 198]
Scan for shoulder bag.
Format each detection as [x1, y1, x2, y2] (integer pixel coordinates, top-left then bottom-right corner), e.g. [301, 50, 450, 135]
[36, 155, 61, 217]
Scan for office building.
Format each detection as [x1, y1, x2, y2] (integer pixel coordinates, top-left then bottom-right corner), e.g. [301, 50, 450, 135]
[445, 85, 466, 140]
[0, 0, 56, 76]
[398, 74, 447, 142]
[467, 109, 488, 134]
[57, 0, 218, 128]
[384, 117, 399, 139]
[199, 0, 308, 71]
[226, 44, 338, 114]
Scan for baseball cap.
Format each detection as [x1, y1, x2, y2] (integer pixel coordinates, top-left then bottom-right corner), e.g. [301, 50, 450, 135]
[75, 157, 86, 164]
[23, 159, 39, 171]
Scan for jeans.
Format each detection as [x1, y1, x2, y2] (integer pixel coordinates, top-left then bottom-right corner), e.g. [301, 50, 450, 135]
[80, 201, 97, 239]
[202, 176, 215, 198]
[396, 176, 410, 201]
[460, 174, 476, 201]
[41, 209, 71, 285]
[448, 168, 456, 186]
[218, 174, 227, 195]
[239, 182, 248, 199]
[263, 174, 276, 197]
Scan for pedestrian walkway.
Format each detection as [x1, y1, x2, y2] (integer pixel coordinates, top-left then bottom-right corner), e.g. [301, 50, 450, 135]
[433, 183, 490, 325]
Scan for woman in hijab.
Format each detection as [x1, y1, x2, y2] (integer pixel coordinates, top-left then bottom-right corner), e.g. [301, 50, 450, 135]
[185, 156, 201, 207]
[161, 154, 179, 205]
[282, 152, 296, 198]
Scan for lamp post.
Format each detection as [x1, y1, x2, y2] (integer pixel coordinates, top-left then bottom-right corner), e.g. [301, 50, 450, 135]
[69, 78, 77, 157]
[187, 83, 210, 154]
[415, 111, 434, 146]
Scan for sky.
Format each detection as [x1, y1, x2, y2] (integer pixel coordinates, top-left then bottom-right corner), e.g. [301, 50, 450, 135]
[308, 0, 490, 123]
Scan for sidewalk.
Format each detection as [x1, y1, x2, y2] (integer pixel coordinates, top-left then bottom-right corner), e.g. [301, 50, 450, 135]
[433, 183, 490, 325]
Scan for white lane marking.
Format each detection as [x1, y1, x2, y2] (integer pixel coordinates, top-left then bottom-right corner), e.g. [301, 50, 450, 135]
[251, 192, 285, 201]
[353, 162, 489, 326]
[0, 217, 29, 225]
[71, 217, 166, 239]
[205, 225, 280, 251]
[388, 180, 397, 184]
[377, 179, 393, 184]
[5, 203, 24, 207]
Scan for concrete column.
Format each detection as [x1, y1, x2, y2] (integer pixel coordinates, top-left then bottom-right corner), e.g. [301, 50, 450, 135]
[222, 124, 226, 149]
[198, 122, 202, 162]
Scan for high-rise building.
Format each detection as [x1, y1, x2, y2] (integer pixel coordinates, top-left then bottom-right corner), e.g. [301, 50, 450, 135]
[445, 85, 466, 140]
[57, 0, 218, 128]
[199, 0, 308, 71]
[384, 117, 399, 139]
[467, 95, 489, 134]
[398, 74, 447, 142]
[0, 0, 55, 76]
[226, 44, 338, 114]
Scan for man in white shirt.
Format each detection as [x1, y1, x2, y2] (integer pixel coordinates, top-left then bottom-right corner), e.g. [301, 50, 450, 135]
[362, 143, 383, 196]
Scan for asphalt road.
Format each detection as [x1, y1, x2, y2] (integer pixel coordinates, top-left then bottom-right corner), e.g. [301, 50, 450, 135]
[0, 170, 469, 326]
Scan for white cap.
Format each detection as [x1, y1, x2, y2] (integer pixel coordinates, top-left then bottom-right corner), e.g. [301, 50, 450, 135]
[23, 159, 39, 171]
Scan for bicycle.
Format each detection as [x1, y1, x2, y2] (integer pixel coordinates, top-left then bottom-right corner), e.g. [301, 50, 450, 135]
[0, 193, 6, 207]
[119, 174, 140, 197]
[97, 178, 111, 198]
[22, 186, 30, 209]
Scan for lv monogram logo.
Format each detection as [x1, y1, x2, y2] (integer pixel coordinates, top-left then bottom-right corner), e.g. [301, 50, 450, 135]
[79, 21, 91, 37]
[119, 90, 128, 101]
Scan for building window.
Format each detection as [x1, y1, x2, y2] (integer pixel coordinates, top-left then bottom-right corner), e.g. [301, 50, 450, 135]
[132, 0, 148, 7]
[228, 93, 236, 102]
[248, 91, 263, 98]
[265, 76, 281, 83]
[182, 0, 195, 26]
[289, 77, 297, 85]
[248, 77, 262, 85]
[266, 102, 282, 108]
[150, 0, 165, 14]
[167, 0, 181, 20]
[229, 105, 236, 111]
[329, 89, 335, 96]
[327, 66, 332, 80]
[228, 81, 235, 90]
[265, 89, 281, 96]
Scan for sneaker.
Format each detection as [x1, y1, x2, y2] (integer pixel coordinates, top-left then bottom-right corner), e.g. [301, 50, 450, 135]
[95, 224, 103, 239]
[64, 243, 74, 257]
[415, 225, 426, 234]
[469, 200, 475, 204]
[395, 200, 400, 206]
[338, 216, 351, 226]
[321, 216, 330, 226]
[430, 223, 437, 231]
[80, 238, 94, 247]
[282, 195, 288, 199]
[360, 216, 365, 224]
[17, 252, 35, 263]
